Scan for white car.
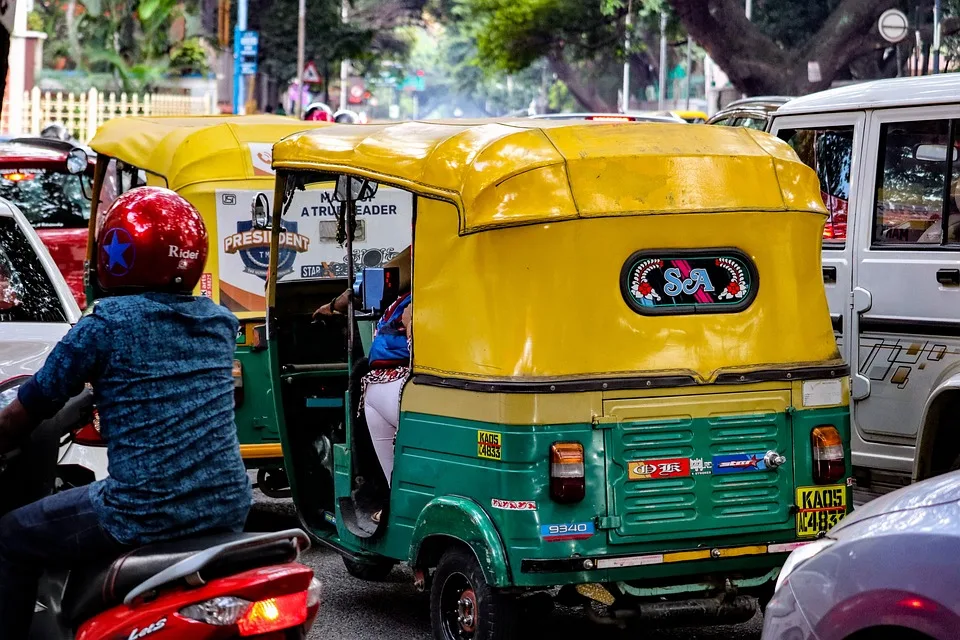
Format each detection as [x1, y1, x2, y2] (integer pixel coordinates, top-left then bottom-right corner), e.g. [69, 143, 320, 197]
[0, 197, 107, 482]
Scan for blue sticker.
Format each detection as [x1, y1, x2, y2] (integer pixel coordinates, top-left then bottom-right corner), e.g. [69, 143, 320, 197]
[712, 452, 769, 475]
[102, 228, 135, 275]
[540, 522, 595, 542]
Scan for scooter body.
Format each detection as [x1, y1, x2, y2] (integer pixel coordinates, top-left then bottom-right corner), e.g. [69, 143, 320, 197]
[0, 380, 320, 639]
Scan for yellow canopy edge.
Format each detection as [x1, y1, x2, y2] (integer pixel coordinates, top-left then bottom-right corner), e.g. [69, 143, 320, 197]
[89, 115, 330, 191]
[272, 119, 827, 234]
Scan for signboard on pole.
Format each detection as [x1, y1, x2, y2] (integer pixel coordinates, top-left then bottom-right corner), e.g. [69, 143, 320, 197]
[303, 61, 322, 85]
[237, 30, 258, 76]
[878, 9, 909, 44]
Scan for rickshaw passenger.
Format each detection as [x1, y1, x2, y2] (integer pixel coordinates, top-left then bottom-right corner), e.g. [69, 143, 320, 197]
[315, 246, 411, 522]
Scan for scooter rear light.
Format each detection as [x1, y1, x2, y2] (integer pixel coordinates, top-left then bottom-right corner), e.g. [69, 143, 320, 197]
[179, 596, 251, 626]
[811, 425, 845, 485]
[72, 410, 105, 446]
[237, 591, 308, 636]
[550, 442, 585, 503]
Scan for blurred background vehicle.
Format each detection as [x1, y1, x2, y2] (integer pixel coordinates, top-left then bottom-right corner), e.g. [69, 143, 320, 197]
[0, 198, 107, 486]
[0, 138, 98, 308]
[762, 470, 960, 640]
[707, 96, 794, 130]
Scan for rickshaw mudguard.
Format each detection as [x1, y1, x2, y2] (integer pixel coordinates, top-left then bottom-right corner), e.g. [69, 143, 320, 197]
[409, 495, 511, 587]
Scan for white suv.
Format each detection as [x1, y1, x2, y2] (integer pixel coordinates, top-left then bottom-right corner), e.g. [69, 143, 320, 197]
[768, 74, 960, 499]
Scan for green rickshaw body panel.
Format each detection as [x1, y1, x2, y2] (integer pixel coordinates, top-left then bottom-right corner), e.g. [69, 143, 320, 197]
[368, 397, 851, 589]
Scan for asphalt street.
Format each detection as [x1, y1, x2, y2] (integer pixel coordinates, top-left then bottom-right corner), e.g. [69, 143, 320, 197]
[248, 489, 763, 640]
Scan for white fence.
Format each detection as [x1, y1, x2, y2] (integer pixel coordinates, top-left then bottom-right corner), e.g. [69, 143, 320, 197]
[1, 87, 216, 143]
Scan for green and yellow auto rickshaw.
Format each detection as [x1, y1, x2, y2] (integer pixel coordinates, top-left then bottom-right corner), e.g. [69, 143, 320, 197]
[84, 116, 414, 492]
[262, 119, 852, 637]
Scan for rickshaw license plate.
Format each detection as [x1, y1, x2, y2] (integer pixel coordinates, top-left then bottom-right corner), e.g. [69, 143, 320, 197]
[795, 486, 846, 537]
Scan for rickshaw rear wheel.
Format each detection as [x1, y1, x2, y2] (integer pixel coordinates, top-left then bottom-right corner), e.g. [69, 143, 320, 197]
[342, 556, 396, 581]
[431, 547, 516, 640]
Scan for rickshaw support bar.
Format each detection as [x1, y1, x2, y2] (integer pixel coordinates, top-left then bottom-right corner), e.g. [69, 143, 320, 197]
[585, 594, 757, 628]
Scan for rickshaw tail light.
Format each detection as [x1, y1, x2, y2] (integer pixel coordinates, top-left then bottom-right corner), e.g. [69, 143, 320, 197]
[550, 442, 585, 503]
[811, 426, 845, 485]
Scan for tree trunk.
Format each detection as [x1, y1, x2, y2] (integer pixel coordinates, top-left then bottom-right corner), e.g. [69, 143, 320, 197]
[668, 0, 903, 95]
[547, 52, 612, 112]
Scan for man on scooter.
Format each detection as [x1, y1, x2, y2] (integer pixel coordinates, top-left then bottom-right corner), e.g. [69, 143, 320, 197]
[0, 187, 253, 638]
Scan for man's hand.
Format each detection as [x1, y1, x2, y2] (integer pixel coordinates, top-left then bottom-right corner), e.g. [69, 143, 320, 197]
[313, 290, 347, 319]
[0, 398, 35, 454]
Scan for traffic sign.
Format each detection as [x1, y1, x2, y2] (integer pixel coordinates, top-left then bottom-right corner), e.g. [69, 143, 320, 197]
[239, 30, 259, 58]
[878, 9, 909, 44]
[303, 62, 322, 85]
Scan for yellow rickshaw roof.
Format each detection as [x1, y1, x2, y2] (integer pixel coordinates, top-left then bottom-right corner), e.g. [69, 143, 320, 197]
[89, 115, 330, 191]
[272, 119, 826, 233]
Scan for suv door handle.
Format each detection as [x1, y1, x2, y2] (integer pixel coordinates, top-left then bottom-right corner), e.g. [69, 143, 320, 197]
[936, 269, 960, 286]
[822, 266, 837, 284]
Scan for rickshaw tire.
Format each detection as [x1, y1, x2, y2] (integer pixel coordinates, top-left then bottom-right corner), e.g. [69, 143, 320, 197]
[430, 547, 517, 640]
[342, 556, 396, 581]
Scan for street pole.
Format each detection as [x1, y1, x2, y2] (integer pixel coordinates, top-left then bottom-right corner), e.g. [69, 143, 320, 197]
[339, 0, 349, 112]
[296, 0, 305, 118]
[743, 0, 751, 99]
[621, 0, 632, 113]
[684, 38, 692, 110]
[658, 12, 667, 110]
[933, 0, 942, 74]
[232, 0, 248, 114]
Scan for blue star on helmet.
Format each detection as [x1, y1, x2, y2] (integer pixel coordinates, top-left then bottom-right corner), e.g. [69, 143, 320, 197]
[103, 230, 132, 271]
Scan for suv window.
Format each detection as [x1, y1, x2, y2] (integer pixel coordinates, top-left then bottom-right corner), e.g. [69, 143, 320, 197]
[0, 217, 67, 322]
[0, 168, 92, 229]
[873, 119, 959, 247]
[779, 126, 854, 245]
[734, 116, 767, 130]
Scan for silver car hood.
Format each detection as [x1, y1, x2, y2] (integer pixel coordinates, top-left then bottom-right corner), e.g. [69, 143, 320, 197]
[0, 323, 71, 380]
[831, 471, 960, 535]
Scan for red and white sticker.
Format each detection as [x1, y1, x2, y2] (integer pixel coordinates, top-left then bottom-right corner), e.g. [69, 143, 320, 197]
[627, 457, 691, 481]
[200, 273, 213, 298]
[491, 499, 537, 511]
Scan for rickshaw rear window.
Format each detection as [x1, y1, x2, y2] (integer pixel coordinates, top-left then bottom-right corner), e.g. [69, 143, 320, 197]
[620, 250, 758, 315]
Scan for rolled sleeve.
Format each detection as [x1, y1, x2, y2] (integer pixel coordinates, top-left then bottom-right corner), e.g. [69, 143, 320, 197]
[19, 313, 109, 420]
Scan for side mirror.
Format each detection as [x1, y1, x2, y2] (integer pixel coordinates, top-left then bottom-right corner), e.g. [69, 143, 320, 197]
[251, 192, 271, 230]
[333, 175, 378, 203]
[66, 148, 88, 175]
[357, 266, 400, 313]
[914, 144, 959, 163]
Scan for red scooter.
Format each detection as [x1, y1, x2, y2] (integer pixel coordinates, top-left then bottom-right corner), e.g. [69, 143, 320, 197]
[0, 378, 320, 639]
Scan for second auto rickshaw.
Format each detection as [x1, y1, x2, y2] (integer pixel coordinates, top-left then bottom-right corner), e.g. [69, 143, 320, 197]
[84, 115, 413, 491]
[262, 119, 852, 638]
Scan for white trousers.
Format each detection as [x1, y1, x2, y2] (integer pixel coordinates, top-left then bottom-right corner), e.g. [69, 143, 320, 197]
[364, 378, 404, 487]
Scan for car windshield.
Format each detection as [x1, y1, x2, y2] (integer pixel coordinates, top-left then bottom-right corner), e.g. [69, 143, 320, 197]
[0, 168, 91, 229]
[0, 216, 67, 322]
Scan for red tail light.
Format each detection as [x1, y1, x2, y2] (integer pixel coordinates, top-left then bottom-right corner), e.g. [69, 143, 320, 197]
[811, 426, 845, 484]
[237, 591, 308, 636]
[72, 410, 105, 446]
[550, 442, 585, 503]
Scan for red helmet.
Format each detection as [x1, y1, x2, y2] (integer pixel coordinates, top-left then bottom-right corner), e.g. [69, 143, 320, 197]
[97, 187, 208, 294]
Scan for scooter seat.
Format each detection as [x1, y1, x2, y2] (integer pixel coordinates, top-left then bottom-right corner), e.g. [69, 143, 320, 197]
[61, 531, 302, 625]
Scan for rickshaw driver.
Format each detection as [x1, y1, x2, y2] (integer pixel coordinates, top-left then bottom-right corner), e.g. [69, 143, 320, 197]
[0, 187, 253, 638]
[314, 245, 411, 523]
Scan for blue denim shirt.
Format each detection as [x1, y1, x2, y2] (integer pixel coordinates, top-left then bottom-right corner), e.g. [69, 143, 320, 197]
[18, 293, 252, 545]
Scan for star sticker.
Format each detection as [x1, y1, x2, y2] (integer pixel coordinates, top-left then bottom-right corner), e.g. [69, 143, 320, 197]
[103, 230, 132, 271]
